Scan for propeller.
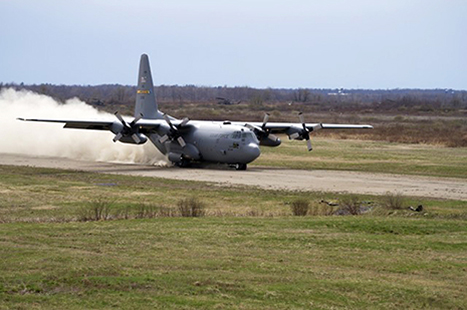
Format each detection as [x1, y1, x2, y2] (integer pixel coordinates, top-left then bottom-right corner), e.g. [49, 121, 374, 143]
[290, 112, 322, 151]
[158, 114, 189, 147]
[246, 113, 268, 137]
[113, 112, 144, 144]
[245, 113, 281, 146]
[299, 112, 312, 151]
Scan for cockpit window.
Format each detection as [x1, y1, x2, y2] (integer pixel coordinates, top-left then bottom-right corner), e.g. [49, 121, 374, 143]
[231, 131, 242, 139]
[231, 131, 259, 143]
[243, 132, 259, 143]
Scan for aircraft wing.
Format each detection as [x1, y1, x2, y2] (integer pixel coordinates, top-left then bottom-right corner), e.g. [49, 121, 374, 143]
[17, 117, 169, 132]
[238, 121, 373, 133]
[20, 118, 172, 140]
[17, 117, 170, 145]
[17, 118, 115, 130]
[234, 120, 372, 150]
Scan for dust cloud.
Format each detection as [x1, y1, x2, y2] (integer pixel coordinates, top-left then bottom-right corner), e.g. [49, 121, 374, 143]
[0, 88, 168, 165]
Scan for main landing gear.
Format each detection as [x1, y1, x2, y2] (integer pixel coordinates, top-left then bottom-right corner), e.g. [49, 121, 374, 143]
[234, 163, 247, 171]
[175, 161, 247, 171]
[176, 159, 192, 168]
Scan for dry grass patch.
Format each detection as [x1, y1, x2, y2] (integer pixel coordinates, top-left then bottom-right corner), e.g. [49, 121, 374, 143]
[290, 199, 309, 216]
[178, 197, 206, 217]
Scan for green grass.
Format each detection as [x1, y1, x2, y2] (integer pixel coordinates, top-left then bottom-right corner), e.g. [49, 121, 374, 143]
[254, 138, 467, 178]
[1, 165, 466, 309]
[1, 217, 466, 309]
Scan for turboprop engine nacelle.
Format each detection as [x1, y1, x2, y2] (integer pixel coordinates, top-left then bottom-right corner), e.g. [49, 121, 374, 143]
[259, 136, 281, 147]
[168, 143, 201, 163]
[118, 134, 147, 144]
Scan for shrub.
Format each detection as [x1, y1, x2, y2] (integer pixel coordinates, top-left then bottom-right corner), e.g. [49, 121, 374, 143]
[290, 199, 309, 216]
[178, 197, 205, 217]
[382, 192, 405, 210]
[340, 195, 361, 215]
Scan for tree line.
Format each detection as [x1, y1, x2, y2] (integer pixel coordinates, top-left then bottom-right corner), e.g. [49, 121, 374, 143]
[1, 83, 466, 114]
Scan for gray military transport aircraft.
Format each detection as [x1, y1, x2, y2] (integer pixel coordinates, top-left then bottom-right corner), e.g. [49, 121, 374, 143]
[19, 54, 372, 170]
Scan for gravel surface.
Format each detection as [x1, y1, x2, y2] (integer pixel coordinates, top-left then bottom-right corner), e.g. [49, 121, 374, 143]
[1, 153, 466, 201]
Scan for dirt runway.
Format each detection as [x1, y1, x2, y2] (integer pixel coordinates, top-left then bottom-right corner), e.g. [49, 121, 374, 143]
[1, 153, 466, 201]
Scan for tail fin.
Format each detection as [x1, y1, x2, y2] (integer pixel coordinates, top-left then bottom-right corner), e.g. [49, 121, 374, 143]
[134, 54, 162, 119]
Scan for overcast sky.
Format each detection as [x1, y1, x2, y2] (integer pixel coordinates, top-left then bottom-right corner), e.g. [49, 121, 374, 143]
[1, 0, 466, 89]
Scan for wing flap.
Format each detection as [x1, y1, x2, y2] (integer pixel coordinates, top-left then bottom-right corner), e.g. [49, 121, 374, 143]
[63, 122, 113, 130]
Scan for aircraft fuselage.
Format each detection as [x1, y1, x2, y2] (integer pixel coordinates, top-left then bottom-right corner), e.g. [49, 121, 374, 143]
[149, 121, 261, 166]
[191, 122, 260, 164]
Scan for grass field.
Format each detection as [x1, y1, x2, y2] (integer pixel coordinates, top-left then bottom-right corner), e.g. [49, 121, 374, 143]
[254, 137, 467, 179]
[1, 217, 466, 309]
[1, 164, 466, 309]
[1, 165, 466, 222]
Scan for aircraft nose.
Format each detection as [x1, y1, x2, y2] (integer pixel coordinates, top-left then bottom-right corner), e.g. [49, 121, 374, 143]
[246, 143, 261, 162]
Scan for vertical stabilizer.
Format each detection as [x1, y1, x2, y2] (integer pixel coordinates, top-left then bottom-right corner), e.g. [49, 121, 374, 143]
[135, 54, 162, 119]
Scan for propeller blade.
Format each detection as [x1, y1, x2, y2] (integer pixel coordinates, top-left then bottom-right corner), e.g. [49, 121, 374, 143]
[159, 135, 169, 144]
[298, 111, 310, 138]
[131, 133, 141, 144]
[269, 133, 279, 142]
[290, 132, 300, 140]
[113, 132, 123, 142]
[299, 112, 305, 126]
[245, 123, 255, 131]
[306, 139, 312, 151]
[180, 117, 189, 127]
[177, 136, 186, 148]
[163, 114, 175, 130]
[262, 113, 269, 128]
[130, 113, 143, 126]
[312, 123, 323, 132]
[114, 111, 128, 127]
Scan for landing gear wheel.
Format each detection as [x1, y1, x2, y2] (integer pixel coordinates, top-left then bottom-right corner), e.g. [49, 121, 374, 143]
[235, 163, 247, 171]
[177, 159, 191, 168]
